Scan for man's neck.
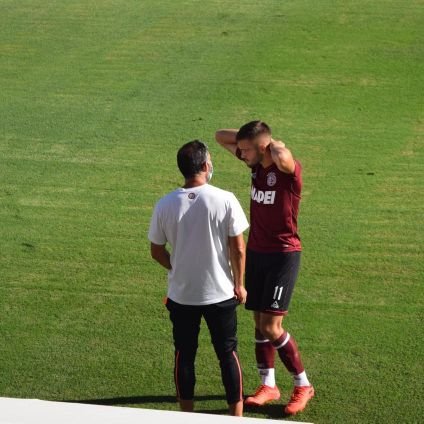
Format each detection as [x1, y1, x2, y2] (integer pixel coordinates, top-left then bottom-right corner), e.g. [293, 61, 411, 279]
[260, 152, 274, 169]
[183, 176, 207, 189]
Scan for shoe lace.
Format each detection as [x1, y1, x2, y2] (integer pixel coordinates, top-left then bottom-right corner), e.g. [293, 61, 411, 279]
[255, 385, 270, 396]
[289, 388, 305, 403]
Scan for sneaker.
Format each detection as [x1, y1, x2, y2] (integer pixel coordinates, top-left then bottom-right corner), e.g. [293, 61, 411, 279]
[284, 385, 315, 415]
[245, 384, 281, 406]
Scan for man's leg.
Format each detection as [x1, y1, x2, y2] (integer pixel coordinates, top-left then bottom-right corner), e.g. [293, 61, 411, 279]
[259, 313, 309, 383]
[166, 299, 202, 412]
[244, 250, 280, 405]
[254, 311, 277, 387]
[251, 251, 313, 414]
[244, 311, 281, 406]
[259, 312, 314, 415]
[203, 298, 243, 417]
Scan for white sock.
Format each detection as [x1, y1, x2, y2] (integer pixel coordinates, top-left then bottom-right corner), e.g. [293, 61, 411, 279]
[259, 368, 276, 387]
[293, 371, 310, 387]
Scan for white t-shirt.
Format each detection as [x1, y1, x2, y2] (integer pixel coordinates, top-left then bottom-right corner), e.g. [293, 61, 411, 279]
[148, 184, 249, 306]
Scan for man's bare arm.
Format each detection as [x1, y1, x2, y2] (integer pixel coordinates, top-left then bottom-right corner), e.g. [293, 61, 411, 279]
[228, 234, 247, 303]
[269, 140, 296, 174]
[215, 129, 239, 156]
[150, 242, 172, 270]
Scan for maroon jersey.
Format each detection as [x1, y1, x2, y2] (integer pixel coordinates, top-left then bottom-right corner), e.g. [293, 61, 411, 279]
[248, 161, 302, 253]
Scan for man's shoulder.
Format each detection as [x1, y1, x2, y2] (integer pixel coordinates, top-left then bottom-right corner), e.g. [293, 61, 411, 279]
[204, 184, 237, 201]
[155, 189, 182, 209]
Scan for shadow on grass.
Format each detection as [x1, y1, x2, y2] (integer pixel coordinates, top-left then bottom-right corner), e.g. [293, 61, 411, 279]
[64, 394, 225, 406]
[196, 408, 228, 415]
[244, 402, 290, 420]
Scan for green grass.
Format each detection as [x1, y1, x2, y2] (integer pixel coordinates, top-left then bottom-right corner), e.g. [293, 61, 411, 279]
[0, 0, 423, 422]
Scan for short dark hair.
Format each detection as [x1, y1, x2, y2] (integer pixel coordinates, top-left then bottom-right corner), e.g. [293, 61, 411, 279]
[236, 120, 271, 142]
[177, 140, 209, 179]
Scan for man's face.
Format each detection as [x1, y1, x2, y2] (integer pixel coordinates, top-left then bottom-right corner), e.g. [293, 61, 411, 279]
[237, 135, 270, 168]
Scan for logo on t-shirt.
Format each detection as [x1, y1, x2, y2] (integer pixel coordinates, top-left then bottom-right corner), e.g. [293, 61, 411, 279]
[267, 172, 277, 187]
[251, 187, 276, 205]
[188, 193, 196, 200]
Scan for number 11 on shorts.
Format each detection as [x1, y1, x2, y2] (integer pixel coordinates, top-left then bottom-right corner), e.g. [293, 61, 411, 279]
[273, 285, 283, 300]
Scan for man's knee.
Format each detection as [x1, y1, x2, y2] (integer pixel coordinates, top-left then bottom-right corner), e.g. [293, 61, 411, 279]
[175, 342, 198, 363]
[259, 320, 283, 341]
[217, 349, 237, 366]
[212, 336, 237, 361]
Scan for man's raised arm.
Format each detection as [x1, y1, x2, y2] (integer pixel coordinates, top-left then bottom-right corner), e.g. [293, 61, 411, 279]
[269, 139, 296, 174]
[215, 129, 239, 156]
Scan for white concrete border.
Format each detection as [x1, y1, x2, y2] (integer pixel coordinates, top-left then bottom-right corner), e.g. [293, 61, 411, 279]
[0, 397, 312, 424]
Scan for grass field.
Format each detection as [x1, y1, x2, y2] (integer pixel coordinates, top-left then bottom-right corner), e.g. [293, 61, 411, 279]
[0, 0, 423, 422]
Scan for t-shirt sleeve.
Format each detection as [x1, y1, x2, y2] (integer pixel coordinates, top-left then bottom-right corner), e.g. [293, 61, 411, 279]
[228, 194, 249, 237]
[148, 203, 167, 245]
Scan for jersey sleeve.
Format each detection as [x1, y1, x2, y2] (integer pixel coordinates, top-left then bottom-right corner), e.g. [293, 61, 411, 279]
[291, 160, 302, 195]
[228, 194, 249, 237]
[148, 203, 167, 245]
[293, 160, 302, 178]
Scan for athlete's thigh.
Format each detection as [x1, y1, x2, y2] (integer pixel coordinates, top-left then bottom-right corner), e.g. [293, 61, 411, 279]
[260, 251, 301, 315]
[245, 249, 267, 312]
[203, 297, 238, 354]
[166, 299, 202, 351]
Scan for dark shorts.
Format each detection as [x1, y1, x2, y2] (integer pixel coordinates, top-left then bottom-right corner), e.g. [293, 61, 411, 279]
[245, 249, 301, 315]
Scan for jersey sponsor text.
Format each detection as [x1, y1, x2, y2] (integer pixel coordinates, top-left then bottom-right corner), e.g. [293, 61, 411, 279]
[251, 186, 276, 205]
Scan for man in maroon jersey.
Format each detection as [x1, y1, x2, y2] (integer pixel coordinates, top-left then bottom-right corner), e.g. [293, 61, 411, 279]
[215, 121, 314, 415]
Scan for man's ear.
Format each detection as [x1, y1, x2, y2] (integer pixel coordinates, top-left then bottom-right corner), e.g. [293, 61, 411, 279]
[201, 161, 208, 172]
[258, 144, 266, 154]
[258, 141, 269, 154]
[257, 135, 271, 153]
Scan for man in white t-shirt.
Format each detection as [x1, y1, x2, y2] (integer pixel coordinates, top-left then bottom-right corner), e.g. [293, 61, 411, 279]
[148, 140, 249, 416]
